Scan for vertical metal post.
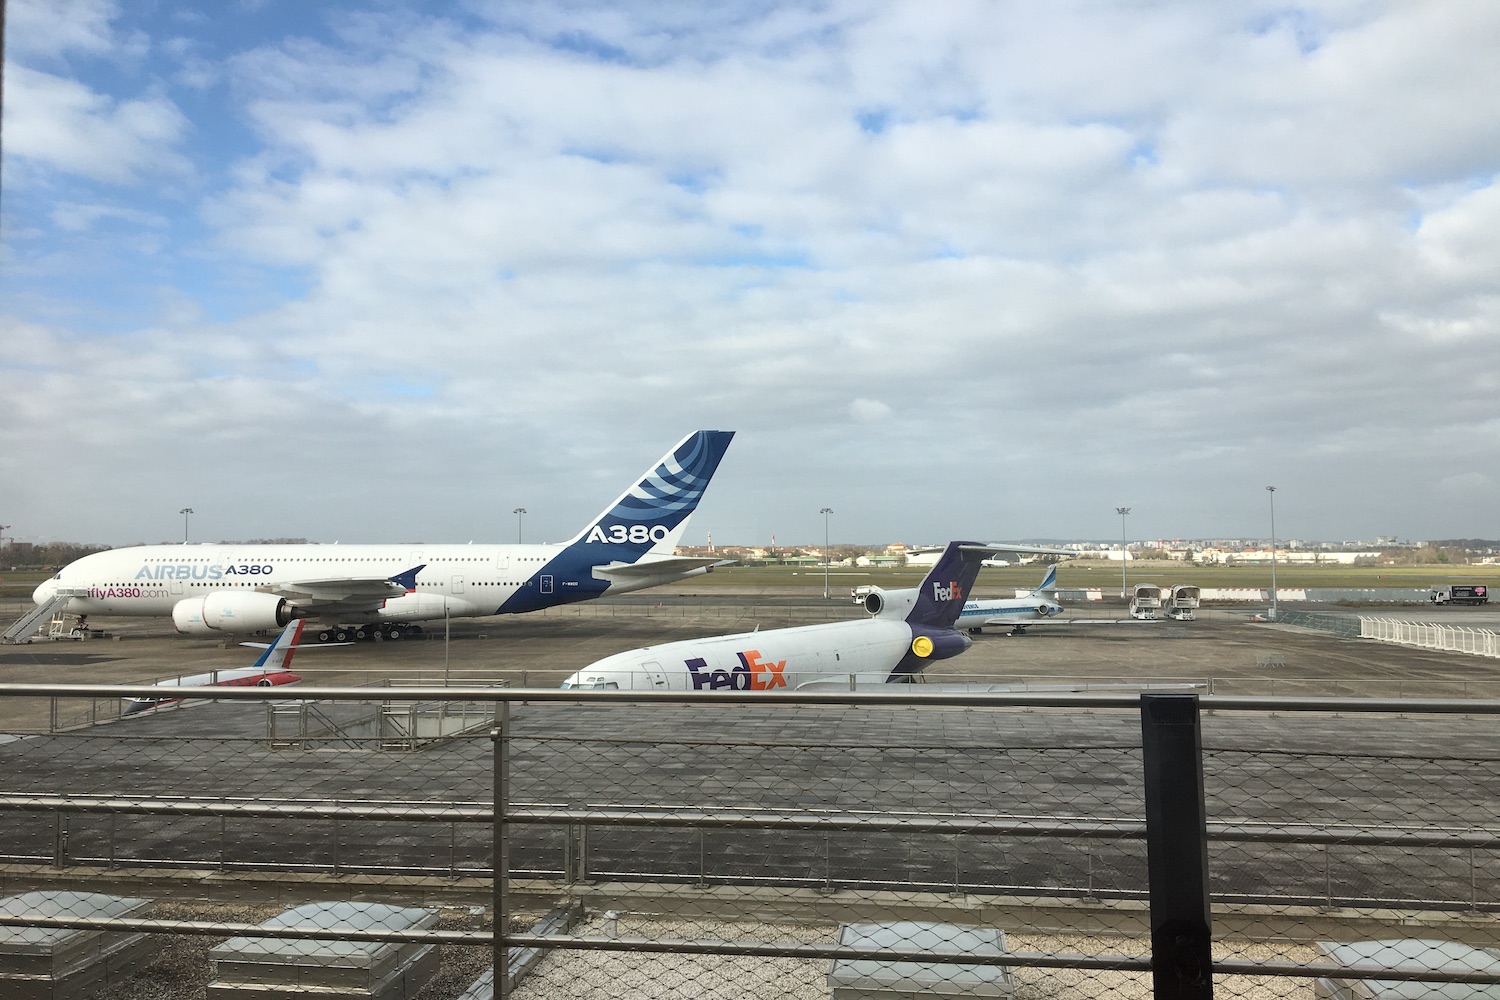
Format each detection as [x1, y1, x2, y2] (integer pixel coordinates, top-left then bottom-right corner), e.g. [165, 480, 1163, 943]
[492, 704, 510, 999]
[1140, 693, 1213, 1000]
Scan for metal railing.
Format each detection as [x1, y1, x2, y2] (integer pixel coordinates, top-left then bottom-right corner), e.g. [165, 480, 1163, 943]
[1, 683, 1499, 999]
[1363, 616, 1500, 658]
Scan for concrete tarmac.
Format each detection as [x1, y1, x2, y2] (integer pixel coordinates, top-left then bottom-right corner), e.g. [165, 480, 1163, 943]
[1, 595, 1499, 916]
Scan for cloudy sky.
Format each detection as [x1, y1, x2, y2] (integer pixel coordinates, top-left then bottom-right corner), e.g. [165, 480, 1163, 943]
[3, 0, 1498, 549]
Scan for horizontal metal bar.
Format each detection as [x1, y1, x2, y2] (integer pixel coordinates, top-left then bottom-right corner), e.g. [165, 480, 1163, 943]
[507, 807, 1146, 837]
[0, 794, 487, 822]
[4, 683, 1500, 716]
[0, 913, 480, 944]
[0, 914, 1495, 984]
[1212, 957, 1500, 985]
[505, 933, 1159, 970]
[6, 795, 1497, 848]
[1211, 821, 1500, 849]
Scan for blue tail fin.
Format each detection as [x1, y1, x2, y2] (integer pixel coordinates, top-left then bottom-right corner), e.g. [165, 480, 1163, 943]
[564, 431, 734, 557]
[905, 541, 993, 629]
[1035, 564, 1058, 594]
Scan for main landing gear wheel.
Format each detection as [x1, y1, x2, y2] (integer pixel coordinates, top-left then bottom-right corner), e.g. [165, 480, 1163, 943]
[381, 624, 406, 640]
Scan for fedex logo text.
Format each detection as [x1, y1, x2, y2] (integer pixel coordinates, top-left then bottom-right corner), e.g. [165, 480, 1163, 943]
[931, 580, 964, 602]
[686, 650, 788, 691]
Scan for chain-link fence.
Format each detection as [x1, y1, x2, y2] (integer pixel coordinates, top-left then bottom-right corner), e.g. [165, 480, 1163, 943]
[0, 684, 1497, 998]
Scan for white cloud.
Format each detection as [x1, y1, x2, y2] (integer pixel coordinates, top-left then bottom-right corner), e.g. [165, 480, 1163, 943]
[7, 0, 122, 59]
[4, 1, 1500, 545]
[5, 66, 191, 184]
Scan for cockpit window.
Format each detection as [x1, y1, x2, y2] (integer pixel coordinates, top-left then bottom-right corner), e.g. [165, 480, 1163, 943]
[562, 678, 619, 690]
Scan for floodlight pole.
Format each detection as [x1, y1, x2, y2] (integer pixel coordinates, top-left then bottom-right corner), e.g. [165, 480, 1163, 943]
[1116, 507, 1131, 599]
[1266, 486, 1279, 621]
[180, 508, 193, 544]
[513, 508, 526, 544]
[820, 508, 833, 600]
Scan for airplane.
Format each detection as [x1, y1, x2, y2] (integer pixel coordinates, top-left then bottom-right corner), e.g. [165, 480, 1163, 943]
[560, 540, 1000, 691]
[122, 617, 317, 715]
[27, 430, 734, 641]
[956, 564, 1160, 636]
[955, 564, 1064, 634]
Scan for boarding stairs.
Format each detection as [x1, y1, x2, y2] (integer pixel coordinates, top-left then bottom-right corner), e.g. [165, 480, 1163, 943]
[1, 593, 83, 644]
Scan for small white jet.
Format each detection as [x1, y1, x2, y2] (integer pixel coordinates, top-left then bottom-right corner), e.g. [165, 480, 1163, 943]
[561, 541, 1001, 691]
[955, 564, 1064, 634]
[122, 618, 317, 715]
[957, 565, 1160, 636]
[28, 431, 733, 641]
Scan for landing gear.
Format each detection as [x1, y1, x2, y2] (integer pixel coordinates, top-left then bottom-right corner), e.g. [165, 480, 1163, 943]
[315, 622, 426, 642]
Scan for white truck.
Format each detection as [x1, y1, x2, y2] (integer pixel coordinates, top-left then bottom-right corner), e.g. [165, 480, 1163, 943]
[1429, 584, 1489, 606]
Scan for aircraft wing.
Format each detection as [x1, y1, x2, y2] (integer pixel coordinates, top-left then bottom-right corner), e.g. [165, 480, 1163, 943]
[991, 616, 1162, 634]
[593, 555, 723, 583]
[978, 542, 1076, 557]
[258, 565, 424, 616]
[1023, 617, 1156, 626]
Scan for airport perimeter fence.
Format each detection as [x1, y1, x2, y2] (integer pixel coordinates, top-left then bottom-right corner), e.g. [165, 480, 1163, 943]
[1362, 617, 1500, 660]
[0, 686, 1499, 999]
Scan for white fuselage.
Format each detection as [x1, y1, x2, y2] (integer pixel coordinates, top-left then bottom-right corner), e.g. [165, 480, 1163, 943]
[954, 594, 1063, 630]
[562, 618, 919, 692]
[33, 541, 654, 622]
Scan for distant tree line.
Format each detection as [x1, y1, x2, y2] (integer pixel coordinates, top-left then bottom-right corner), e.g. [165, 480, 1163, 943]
[1, 541, 111, 570]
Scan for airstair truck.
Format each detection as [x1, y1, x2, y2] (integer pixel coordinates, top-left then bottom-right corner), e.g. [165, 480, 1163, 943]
[1130, 583, 1163, 620]
[1430, 584, 1489, 606]
[1165, 584, 1201, 621]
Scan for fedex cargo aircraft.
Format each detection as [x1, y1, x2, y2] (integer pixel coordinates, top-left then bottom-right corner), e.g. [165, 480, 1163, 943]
[561, 541, 1000, 691]
[28, 431, 733, 641]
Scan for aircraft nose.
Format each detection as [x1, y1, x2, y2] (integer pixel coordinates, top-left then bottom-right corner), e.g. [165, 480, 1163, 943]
[32, 578, 57, 605]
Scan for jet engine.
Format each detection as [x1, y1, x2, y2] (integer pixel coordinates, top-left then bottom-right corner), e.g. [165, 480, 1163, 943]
[863, 587, 919, 619]
[172, 592, 299, 636]
[908, 628, 973, 661]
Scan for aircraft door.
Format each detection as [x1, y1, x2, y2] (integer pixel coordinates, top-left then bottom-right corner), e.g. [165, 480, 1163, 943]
[451, 575, 465, 594]
[640, 660, 668, 689]
[540, 575, 553, 595]
[171, 579, 184, 596]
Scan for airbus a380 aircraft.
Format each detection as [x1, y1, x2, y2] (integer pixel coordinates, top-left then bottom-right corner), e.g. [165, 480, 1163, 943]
[560, 541, 1000, 691]
[30, 430, 733, 640]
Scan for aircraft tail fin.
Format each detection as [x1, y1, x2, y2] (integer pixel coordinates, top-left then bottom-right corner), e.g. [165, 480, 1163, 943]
[250, 619, 306, 673]
[563, 431, 735, 557]
[1034, 564, 1058, 595]
[904, 542, 994, 630]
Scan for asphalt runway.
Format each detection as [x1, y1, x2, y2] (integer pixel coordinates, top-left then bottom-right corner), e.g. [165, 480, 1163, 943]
[2, 596, 1499, 915]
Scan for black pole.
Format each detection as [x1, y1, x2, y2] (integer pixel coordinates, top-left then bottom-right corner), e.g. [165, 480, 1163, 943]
[1140, 693, 1213, 999]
